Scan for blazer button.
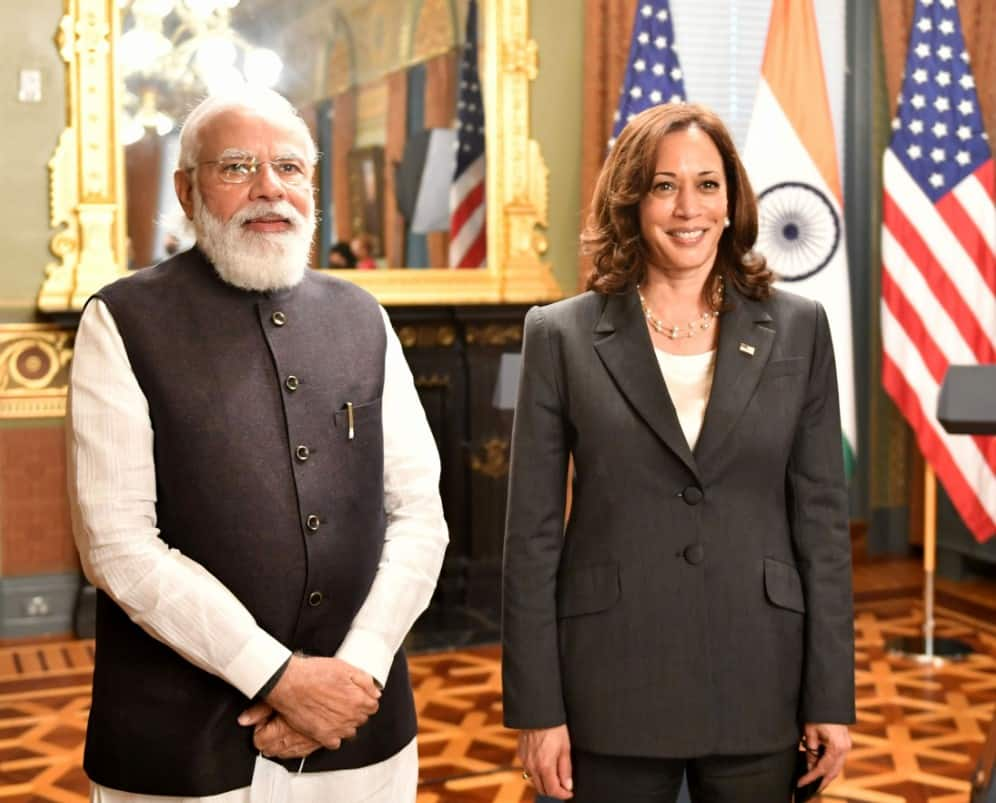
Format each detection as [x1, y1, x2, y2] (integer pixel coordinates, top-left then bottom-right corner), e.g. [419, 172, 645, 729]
[296, 444, 310, 461]
[271, 311, 287, 327]
[683, 544, 705, 565]
[308, 591, 323, 607]
[682, 486, 704, 505]
[285, 375, 300, 391]
[305, 514, 320, 532]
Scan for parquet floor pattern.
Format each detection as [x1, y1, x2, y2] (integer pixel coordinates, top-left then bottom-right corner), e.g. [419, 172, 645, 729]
[0, 583, 993, 801]
[838, 594, 996, 802]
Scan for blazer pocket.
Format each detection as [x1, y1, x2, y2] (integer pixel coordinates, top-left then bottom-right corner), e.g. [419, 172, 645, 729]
[762, 357, 806, 380]
[557, 562, 620, 618]
[763, 558, 806, 613]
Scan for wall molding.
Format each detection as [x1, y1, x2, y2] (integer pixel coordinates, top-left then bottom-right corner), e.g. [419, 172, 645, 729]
[0, 325, 74, 420]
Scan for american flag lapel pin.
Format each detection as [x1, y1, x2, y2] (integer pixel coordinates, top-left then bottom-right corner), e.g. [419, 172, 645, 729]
[739, 342, 756, 357]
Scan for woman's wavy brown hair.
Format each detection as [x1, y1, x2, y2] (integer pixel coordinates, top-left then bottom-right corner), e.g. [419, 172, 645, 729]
[582, 103, 773, 301]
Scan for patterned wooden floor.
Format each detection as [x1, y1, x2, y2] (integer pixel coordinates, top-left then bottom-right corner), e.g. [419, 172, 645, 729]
[0, 563, 993, 801]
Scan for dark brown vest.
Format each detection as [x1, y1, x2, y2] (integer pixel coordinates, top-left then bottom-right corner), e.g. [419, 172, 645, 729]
[83, 248, 416, 796]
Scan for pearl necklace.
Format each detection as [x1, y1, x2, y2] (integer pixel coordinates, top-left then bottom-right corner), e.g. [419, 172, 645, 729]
[637, 283, 722, 340]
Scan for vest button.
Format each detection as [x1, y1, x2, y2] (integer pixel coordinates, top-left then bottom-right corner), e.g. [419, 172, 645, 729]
[305, 514, 320, 532]
[285, 375, 300, 391]
[681, 486, 704, 505]
[271, 311, 287, 326]
[308, 591, 323, 607]
[683, 544, 705, 565]
[296, 445, 310, 461]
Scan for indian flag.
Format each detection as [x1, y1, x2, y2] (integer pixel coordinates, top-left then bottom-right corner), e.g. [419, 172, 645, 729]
[743, 0, 857, 477]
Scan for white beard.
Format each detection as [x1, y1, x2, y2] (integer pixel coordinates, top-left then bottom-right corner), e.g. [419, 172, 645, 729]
[193, 190, 316, 293]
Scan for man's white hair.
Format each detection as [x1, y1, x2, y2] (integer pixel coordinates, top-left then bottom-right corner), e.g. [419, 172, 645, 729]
[177, 87, 317, 170]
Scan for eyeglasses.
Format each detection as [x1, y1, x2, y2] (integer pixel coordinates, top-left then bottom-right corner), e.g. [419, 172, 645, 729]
[195, 157, 312, 186]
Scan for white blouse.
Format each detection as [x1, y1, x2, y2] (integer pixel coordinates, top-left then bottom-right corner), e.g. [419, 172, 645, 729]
[654, 348, 717, 451]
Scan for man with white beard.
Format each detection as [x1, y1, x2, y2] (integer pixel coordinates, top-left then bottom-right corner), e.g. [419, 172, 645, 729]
[66, 88, 448, 803]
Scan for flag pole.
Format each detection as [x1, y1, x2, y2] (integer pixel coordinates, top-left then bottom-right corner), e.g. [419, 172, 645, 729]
[887, 461, 972, 664]
[923, 460, 938, 657]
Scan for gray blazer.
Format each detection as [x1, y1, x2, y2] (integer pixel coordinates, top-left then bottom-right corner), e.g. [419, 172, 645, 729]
[501, 286, 855, 758]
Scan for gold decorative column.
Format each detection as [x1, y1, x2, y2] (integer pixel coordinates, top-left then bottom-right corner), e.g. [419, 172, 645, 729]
[486, 0, 560, 303]
[38, 0, 127, 313]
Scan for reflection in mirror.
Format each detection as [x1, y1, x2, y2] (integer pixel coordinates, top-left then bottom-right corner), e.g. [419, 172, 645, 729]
[119, 0, 486, 272]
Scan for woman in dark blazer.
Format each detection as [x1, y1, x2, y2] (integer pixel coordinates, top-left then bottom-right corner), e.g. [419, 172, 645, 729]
[502, 103, 855, 802]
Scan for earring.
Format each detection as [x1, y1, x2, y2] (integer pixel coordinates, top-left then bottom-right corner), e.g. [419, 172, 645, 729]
[723, 216, 731, 228]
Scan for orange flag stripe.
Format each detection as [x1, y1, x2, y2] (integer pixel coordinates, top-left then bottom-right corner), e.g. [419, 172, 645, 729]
[761, 0, 842, 203]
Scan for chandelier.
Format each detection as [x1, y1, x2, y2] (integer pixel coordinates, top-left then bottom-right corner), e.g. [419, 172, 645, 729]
[118, 0, 283, 144]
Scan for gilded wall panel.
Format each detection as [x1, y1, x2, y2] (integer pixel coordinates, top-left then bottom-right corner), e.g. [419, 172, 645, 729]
[0, 327, 74, 420]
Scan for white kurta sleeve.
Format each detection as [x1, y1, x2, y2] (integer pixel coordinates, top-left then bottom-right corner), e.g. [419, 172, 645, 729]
[334, 308, 448, 684]
[67, 299, 291, 698]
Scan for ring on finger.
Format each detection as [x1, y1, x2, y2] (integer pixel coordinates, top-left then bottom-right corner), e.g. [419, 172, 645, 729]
[522, 770, 531, 781]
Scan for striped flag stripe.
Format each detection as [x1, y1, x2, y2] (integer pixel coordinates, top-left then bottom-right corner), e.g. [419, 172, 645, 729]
[947, 170, 996, 255]
[881, 267, 996, 465]
[883, 194, 996, 471]
[881, 268, 951, 384]
[882, 353, 996, 538]
[881, 228, 974, 367]
[973, 159, 996, 202]
[451, 156, 485, 206]
[882, 342, 996, 500]
[882, 191, 996, 363]
[936, 191, 996, 288]
[883, 287, 996, 470]
[450, 176, 485, 236]
[459, 228, 487, 269]
[881, 357, 996, 529]
[882, 306, 996, 531]
[946, 170, 996, 242]
[448, 204, 486, 267]
[884, 153, 996, 349]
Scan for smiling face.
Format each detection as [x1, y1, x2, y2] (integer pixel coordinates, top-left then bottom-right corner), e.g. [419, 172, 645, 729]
[638, 125, 728, 281]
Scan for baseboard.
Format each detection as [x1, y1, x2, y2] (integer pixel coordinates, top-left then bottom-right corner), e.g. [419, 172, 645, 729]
[0, 573, 82, 638]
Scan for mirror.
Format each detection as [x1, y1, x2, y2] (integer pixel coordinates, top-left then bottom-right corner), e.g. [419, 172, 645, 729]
[37, 0, 562, 310]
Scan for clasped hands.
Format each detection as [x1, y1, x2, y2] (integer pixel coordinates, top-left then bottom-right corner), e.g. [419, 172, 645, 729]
[238, 655, 381, 760]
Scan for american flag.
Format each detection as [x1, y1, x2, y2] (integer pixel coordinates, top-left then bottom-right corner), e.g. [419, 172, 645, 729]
[610, 0, 686, 148]
[448, 0, 485, 268]
[881, 0, 996, 542]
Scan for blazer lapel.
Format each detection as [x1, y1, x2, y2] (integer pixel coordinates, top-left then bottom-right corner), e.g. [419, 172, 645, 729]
[693, 288, 774, 466]
[593, 291, 700, 481]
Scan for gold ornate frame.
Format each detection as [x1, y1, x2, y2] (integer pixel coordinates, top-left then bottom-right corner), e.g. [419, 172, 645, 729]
[38, 0, 127, 312]
[37, 0, 562, 311]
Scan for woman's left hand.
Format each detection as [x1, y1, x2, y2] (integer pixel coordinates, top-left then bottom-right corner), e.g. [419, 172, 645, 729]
[799, 722, 852, 792]
[518, 724, 573, 799]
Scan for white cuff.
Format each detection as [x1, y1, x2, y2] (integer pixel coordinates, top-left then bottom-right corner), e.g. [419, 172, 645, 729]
[223, 630, 292, 699]
[335, 627, 395, 687]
